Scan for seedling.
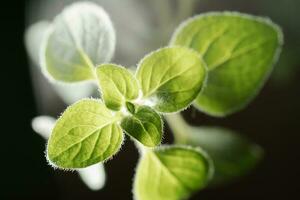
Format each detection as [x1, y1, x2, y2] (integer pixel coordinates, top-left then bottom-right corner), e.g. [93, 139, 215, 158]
[25, 2, 283, 200]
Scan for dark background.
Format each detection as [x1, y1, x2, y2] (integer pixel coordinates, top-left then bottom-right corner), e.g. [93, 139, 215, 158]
[1, 0, 300, 199]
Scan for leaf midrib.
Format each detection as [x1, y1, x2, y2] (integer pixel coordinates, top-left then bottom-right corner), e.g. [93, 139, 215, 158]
[51, 120, 118, 159]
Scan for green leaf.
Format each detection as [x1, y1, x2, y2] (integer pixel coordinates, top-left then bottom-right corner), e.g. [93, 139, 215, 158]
[121, 106, 162, 147]
[183, 126, 263, 186]
[96, 64, 139, 111]
[171, 12, 283, 116]
[41, 2, 116, 82]
[134, 146, 213, 200]
[31, 115, 106, 190]
[47, 99, 123, 169]
[136, 47, 206, 113]
[125, 101, 136, 114]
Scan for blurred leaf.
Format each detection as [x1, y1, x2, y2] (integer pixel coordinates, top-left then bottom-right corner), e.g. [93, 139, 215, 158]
[136, 47, 206, 113]
[121, 106, 162, 147]
[41, 2, 116, 82]
[52, 82, 97, 105]
[96, 64, 139, 111]
[183, 126, 263, 186]
[77, 164, 106, 191]
[47, 99, 123, 168]
[31, 115, 56, 140]
[25, 21, 50, 65]
[25, 21, 97, 105]
[134, 145, 213, 200]
[171, 12, 283, 117]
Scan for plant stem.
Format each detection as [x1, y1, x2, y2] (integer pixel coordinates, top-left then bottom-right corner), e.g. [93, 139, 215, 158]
[164, 113, 190, 144]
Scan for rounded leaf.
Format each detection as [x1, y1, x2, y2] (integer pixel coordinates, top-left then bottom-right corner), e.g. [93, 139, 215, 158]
[171, 12, 283, 116]
[96, 64, 139, 111]
[41, 2, 116, 82]
[136, 47, 206, 113]
[47, 99, 123, 169]
[134, 146, 213, 200]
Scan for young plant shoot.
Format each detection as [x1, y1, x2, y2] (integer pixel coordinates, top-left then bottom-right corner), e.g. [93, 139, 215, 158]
[26, 1, 283, 200]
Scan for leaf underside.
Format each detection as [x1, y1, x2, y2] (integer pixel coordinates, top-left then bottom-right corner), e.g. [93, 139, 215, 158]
[42, 2, 116, 82]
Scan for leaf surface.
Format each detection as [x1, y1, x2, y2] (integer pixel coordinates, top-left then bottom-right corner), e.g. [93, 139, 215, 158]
[47, 99, 123, 168]
[171, 12, 283, 116]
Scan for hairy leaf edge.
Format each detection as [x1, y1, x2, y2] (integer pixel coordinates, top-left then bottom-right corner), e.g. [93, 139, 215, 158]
[45, 98, 125, 170]
[135, 46, 208, 114]
[132, 144, 215, 200]
[170, 11, 284, 117]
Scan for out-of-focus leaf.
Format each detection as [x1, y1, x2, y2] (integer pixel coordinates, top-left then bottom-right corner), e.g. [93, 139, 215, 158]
[41, 2, 116, 82]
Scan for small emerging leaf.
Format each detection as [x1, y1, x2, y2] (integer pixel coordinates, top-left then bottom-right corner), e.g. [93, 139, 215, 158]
[126, 101, 136, 114]
[41, 2, 116, 82]
[121, 106, 162, 147]
[182, 126, 263, 186]
[171, 12, 283, 116]
[96, 64, 139, 111]
[136, 47, 206, 113]
[47, 99, 123, 168]
[134, 146, 213, 200]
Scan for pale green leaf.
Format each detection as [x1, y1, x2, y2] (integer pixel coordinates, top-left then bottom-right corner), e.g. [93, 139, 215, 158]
[32, 115, 106, 190]
[96, 64, 139, 111]
[24, 20, 96, 104]
[183, 126, 263, 186]
[121, 106, 162, 147]
[136, 47, 206, 113]
[47, 99, 123, 168]
[41, 2, 116, 82]
[134, 146, 213, 200]
[171, 12, 283, 116]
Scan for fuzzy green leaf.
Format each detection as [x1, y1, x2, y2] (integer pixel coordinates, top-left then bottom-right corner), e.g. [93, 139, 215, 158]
[96, 64, 139, 111]
[41, 2, 116, 82]
[134, 146, 213, 200]
[171, 12, 283, 116]
[183, 126, 263, 186]
[121, 106, 162, 147]
[47, 99, 123, 169]
[136, 47, 206, 113]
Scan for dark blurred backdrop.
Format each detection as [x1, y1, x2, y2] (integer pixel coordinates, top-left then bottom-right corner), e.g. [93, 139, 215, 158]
[1, 0, 299, 199]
